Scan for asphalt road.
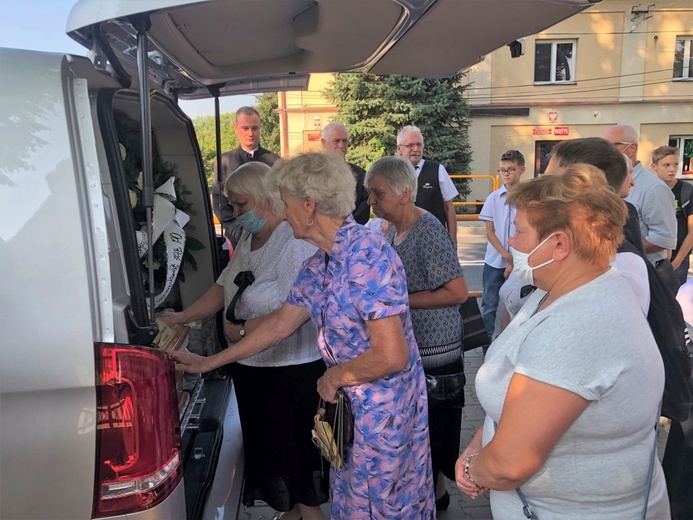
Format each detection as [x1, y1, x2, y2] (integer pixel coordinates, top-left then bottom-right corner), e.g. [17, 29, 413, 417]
[456, 221, 487, 293]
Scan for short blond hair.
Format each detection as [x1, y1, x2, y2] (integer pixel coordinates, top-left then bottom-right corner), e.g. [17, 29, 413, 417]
[507, 164, 627, 264]
[651, 146, 679, 166]
[224, 162, 284, 213]
[268, 152, 356, 218]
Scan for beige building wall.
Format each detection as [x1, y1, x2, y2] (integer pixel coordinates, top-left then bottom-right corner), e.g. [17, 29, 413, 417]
[465, 0, 693, 202]
[278, 73, 337, 157]
[276, 1, 692, 203]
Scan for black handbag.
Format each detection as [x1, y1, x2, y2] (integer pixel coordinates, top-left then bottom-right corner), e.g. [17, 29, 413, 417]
[460, 296, 490, 352]
[425, 372, 466, 408]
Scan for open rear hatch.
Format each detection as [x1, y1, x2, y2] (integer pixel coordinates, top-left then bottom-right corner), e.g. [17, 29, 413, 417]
[67, 0, 600, 99]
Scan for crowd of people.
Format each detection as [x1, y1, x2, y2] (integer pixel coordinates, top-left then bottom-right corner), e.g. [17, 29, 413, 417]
[168, 108, 691, 520]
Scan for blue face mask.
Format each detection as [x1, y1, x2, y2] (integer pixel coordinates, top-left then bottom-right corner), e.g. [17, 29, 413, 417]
[237, 207, 267, 234]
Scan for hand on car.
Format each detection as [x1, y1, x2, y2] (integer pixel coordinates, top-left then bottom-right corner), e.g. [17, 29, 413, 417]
[170, 350, 214, 373]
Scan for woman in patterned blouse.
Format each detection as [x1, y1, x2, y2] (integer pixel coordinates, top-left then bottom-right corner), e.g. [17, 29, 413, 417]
[163, 162, 327, 520]
[366, 156, 469, 511]
[172, 152, 436, 520]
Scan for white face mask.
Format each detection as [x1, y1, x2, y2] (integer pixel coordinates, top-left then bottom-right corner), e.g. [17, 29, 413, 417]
[510, 232, 556, 285]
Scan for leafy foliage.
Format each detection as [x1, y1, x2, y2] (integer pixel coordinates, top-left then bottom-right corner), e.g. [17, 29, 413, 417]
[193, 93, 281, 191]
[324, 73, 473, 200]
[255, 92, 281, 153]
[192, 112, 238, 191]
[116, 113, 201, 293]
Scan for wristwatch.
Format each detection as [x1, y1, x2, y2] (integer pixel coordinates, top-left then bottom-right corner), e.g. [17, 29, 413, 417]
[239, 320, 247, 338]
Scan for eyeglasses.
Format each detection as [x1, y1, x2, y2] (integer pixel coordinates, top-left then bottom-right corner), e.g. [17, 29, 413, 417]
[609, 142, 634, 147]
[400, 143, 423, 149]
[498, 168, 517, 174]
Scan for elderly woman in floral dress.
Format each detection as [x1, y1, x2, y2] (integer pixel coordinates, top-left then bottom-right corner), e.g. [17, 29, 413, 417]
[172, 152, 435, 519]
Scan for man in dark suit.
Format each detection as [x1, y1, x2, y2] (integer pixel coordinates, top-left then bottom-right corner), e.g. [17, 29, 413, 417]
[212, 106, 279, 245]
[396, 125, 459, 245]
[320, 121, 370, 224]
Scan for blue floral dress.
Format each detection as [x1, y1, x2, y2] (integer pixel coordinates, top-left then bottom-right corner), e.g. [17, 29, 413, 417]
[287, 216, 435, 519]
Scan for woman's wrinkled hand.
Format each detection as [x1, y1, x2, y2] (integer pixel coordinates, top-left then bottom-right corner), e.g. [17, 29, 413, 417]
[455, 432, 489, 499]
[160, 310, 187, 326]
[455, 453, 489, 499]
[316, 367, 341, 403]
[224, 321, 241, 343]
[169, 349, 214, 374]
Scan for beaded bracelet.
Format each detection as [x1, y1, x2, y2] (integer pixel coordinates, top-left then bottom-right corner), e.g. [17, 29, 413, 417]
[464, 452, 480, 484]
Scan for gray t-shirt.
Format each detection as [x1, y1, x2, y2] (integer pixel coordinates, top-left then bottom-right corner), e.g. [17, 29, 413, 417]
[477, 269, 669, 519]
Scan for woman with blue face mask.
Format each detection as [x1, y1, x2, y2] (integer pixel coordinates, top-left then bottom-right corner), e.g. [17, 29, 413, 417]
[162, 162, 329, 520]
[455, 165, 670, 519]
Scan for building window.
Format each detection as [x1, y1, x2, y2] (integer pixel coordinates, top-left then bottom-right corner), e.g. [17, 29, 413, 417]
[534, 40, 576, 84]
[673, 37, 693, 80]
[535, 141, 560, 177]
[669, 136, 693, 175]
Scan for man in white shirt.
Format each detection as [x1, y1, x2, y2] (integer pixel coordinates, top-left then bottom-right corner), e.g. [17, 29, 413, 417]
[396, 125, 459, 244]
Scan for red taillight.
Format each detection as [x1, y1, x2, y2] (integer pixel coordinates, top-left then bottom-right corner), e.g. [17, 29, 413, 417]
[93, 343, 182, 518]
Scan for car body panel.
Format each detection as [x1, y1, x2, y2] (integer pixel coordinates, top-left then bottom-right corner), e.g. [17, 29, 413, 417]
[0, 49, 101, 519]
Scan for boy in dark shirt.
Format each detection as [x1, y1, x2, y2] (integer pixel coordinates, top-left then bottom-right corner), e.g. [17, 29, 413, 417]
[652, 146, 693, 285]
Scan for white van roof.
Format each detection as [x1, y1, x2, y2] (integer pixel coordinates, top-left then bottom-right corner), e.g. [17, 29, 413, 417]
[67, 0, 599, 98]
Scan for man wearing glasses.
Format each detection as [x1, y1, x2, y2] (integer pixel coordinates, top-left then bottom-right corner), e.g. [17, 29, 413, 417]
[396, 125, 459, 244]
[602, 124, 678, 292]
[478, 150, 525, 340]
[320, 121, 370, 224]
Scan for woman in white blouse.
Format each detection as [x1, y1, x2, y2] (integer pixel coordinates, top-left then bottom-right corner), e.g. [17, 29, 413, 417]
[162, 162, 326, 520]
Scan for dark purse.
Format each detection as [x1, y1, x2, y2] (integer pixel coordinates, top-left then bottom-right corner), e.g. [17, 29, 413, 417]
[425, 372, 466, 408]
[460, 296, 491, 352]
[311, 388, 354, 468]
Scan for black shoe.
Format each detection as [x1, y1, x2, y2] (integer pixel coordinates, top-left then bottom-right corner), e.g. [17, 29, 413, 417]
[435, 491, 450, 511]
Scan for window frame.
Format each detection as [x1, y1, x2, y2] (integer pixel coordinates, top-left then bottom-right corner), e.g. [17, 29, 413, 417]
[669, 136, 693, 175]
[533, 39, 577, 85]
[673, 37, 693, 81]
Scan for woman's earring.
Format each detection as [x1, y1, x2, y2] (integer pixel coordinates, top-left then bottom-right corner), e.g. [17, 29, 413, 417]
[306, 218, 314, 226]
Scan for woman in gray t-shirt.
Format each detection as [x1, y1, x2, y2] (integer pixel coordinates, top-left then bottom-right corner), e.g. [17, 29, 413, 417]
[455, 165, 669, 519]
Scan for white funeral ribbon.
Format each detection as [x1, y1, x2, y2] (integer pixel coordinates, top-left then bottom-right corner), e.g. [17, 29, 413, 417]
[135, 176, 191, 309]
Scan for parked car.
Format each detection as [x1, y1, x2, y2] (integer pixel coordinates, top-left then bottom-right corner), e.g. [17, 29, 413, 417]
[0, 1, 599, 518]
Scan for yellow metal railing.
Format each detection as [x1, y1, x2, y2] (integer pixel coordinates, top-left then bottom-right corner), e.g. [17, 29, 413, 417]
[450, 174, 500, 221]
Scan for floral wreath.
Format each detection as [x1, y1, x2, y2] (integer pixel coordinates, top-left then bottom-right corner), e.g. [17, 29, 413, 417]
[116, 115, 204, 309]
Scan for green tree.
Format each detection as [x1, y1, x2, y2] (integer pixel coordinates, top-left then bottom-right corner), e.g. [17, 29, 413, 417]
[324, 73, 472, 200]
[192, 112, 237, 191]
[255, 92, 281, 153]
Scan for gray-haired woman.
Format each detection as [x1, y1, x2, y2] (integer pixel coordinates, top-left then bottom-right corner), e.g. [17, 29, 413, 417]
[366, 156, 469, 510]
[172, 152, 436, 519]
[163, 162, 328, 520]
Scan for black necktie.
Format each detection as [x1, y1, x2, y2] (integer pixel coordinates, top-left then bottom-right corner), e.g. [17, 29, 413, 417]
[415, 165, 420, 170]
[245, 152, 254, 161]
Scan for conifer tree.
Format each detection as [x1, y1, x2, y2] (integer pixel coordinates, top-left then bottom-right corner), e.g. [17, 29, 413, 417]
[324, 73, 472, 198]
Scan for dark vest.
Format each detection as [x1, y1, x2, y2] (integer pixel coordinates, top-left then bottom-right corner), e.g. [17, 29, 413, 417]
[416, 160, 446, 228]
